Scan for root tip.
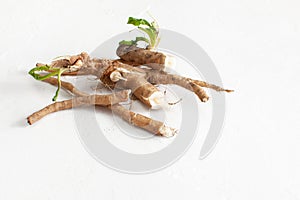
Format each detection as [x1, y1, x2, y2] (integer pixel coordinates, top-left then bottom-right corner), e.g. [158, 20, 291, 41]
[226, 89, 234, 93]
[164, 55, 176, 68]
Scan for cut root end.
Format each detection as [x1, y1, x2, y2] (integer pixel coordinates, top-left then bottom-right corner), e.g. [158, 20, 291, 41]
[148, 91, 166, 109]
[164, 55, 176, 68]
[202, 97, 209, 102]
[159, 125, 178, 137]
[110, 71, 127, 82]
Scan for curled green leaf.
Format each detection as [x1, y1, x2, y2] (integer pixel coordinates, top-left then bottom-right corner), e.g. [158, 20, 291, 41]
[127, 17, 151, 27]
[119, 36, 150, 46]
[120, 16, 160, 49]
[28, 65, 66, 101]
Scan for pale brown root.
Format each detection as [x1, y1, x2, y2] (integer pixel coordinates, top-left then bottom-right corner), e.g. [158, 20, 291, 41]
[28, 99, 75, 125]
[145, 69, 233, 93]
[145, 70, 233, 102]
[38, 52, 232, 107]
[50, 52, 89, 71]
[189, 82, 209, 102]
[42, 77, 89, 97]
[36, 63, 88, 76]
[37, 52, 110, 76]
[38, 53, 165, 108]
[36, 78, 176, 137]
[61, 71, 86, 76]
[117, 74, 164, 108]
[27, 90, 129, 125]
[99, 61, 165, 109]
[109, 104, 177, 137]
[193, 80, 234, 92]
[145, 70, 209, 102]
[116, 44, 166, 70]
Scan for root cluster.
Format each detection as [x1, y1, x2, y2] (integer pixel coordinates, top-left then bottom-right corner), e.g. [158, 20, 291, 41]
[27, 45, 233, 137]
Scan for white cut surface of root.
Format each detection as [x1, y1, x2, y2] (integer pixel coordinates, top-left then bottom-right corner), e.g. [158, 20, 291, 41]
[110, 71, 127, 82]
[164, 54, 176, 68]
[159, 125, 178, 137]
[147, 91, 167, 109]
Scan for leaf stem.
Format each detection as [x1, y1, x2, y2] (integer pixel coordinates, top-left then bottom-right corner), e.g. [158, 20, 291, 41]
[28, 65, 66, 101]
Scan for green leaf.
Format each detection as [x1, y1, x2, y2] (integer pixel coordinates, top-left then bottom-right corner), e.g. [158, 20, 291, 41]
[52, 68, 65, 101]
[127, 17, 151, 27]
[119, 40, 137, 46]
[138, 27, 157, 48]
[135, 36, 150, 43]
[120, 16, 160, 49]
[28, 65, 66, 101]
[119, 37, 150, 46]
[28, 65, 50, 80]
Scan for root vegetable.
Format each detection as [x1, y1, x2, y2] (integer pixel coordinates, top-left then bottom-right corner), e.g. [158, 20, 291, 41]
[43, 77, 89, 97]
[145, 70, 209, 102]
[117, 44, 174, 70]
[110, 104, 177, 137]
[145, 69, 233, 102]
[26, 15, 233, 139]
[27, 90, 129, 125]
[28, 77, 177, 137]
[113, 70, 165, 109]
[45, 54, 166, 109]
[32, 52, 232, 106]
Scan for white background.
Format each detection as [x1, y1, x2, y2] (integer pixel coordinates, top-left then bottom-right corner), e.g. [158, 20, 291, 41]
[0, 0, 300, 199]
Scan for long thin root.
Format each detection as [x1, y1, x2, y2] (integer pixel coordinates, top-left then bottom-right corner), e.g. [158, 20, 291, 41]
[145, 70, 233, 102]
[29, 77, 177, 137]
[27, 90, 129, 125]
[109, 104, 177, 137]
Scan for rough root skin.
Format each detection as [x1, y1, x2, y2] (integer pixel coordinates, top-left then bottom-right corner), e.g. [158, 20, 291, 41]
[98, 61, 163, 108]
[46, 53, 232, 105]
[42, 77, 89, 97]
[110, 104, 177, 136]
[28, 77, 176, 137]
[117, 44, 166, 70]
[28, 52, 233, 137]
[145, 69, 233, 102]
[27, 90, 129, 125]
